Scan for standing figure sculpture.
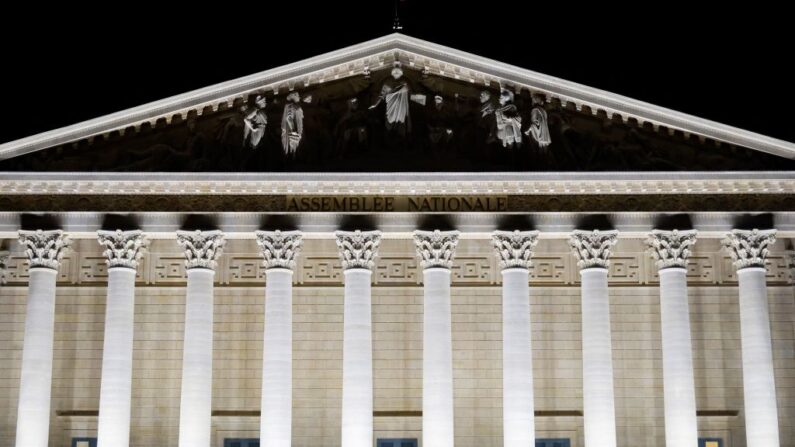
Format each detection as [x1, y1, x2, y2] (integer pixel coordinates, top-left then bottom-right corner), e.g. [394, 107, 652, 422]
[281, 92, 306, 156]
[494, 88, 522, 148]
[525, 94, 552, 149]
[369, 61, 426, 137]
[243, 95, 268, 149]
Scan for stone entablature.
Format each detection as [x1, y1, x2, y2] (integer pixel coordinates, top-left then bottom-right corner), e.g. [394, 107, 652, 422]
[0, 237, 792, 287]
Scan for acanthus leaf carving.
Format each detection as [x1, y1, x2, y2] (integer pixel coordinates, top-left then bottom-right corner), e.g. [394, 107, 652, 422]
[723, 228, 776, 270]
[492, 230, 539, 270]
[646, 229, 697, 270]
[97, 229, 148, 270]
[569, 229, 618, 270]
[414, 230, 460, 269]
[335, 230, 381, 270]
[176, 230, 226, 270]
[18, 229, 70, 270]
[256, 230, 302, 270]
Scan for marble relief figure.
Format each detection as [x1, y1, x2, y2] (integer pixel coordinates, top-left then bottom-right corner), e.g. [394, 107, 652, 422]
[281, 92, 307, 155]
[526, 94, 551, 149]
[494, 88, 523, 148]
[5, 60, 791, 173]
[369, 61, 426, 136]
[243, 95, 268, 149]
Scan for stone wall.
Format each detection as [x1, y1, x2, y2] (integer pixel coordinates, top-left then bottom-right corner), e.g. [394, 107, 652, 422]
[0, 237, 792, 446]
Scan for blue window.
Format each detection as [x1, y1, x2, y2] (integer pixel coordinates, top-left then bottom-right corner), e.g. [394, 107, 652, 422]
[378, 439, 418, 447]
[71, 439, 97, 447]
[536, 439, 571, 447]
[699, 439, 723, 447]
[224, 439, 260, 447]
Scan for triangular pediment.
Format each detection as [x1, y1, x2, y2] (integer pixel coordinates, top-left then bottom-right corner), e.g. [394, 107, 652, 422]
[1, 33, 793, 172]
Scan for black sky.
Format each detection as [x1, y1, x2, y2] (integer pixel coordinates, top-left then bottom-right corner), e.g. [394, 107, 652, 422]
[1, 3, 793, 145]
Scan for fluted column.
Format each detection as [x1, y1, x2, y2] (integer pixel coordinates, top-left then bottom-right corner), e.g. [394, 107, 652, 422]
[336, 230, 381, 447]
[414, 230, 459, 447]
[176, 230, 225, 447]
[570, 230, 618, 447]
[493, 230, 539, 447]
[647, 230, 699, 447]
[15, 230, 70, 447]
[256, 230, 302, 447]
[725, 229, 780, 447]
[96, 230, 147, 447]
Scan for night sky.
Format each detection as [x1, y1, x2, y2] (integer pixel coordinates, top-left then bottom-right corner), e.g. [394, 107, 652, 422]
[1, 3, 793, 145]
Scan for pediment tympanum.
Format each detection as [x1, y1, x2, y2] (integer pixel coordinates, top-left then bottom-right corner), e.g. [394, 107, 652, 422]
[1, 34, 793, 173]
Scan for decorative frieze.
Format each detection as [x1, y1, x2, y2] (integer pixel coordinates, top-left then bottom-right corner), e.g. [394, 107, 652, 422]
[569, 230, 618, 270]
[646, 229, 697, 270]
[176, 230, 226, 270]
[18, 229, 70, 270]
[0, 235, 791, 286]
[256, 230, 302, 270]
[335, 230, 382, 270]
[492, 230, 539, 270]
[723, 229, 776, 270]
[414, 230, 459, 270]
[97, 229, 147, 270]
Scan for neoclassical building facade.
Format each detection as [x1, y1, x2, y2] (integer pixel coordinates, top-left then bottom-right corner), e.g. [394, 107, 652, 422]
[0, 34, 793, 447]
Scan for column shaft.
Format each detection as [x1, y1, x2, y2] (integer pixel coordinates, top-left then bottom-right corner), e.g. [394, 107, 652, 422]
[423, 267, 454, 447]
[738, 267, 780, 446]
[261, 268, 294, 447]
[341, 269, 374, 447]
[580, 268, 617, 447]
[502, 268, 534, 446]
[97, 267, 137, 447]
[659, 268, 698, 447]
[178, 268, 215, 447]
[15, 268, 58, 447]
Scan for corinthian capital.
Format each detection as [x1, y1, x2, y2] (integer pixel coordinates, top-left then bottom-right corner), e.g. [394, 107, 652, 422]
[723, 228, 776, 270]
[492, 230, 539, 270]
[646, 229, 697, 270]
[18, 229, 70, 270]
[256, 230, 302, 270]
[569, 229, 618, 270]
[335, 230, 381, 270]
[0, 251, 9, 284]
[97, 229, 148, 270]
[414, 230, 459, 270]
[176, 230, 226, 270]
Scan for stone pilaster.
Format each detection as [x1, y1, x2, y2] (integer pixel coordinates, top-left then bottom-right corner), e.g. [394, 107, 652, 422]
[96, 230, 147, 447]
[647, 230, 699, 447]
[15, 229, 70, 447]
[256, 230, 302, 447]
[336, 230, 381, 447]
[724, 229, 780, 447]
[493, 230, 539, 447]
[176, 230, 225, 447]
[570, 229, 618, 447]
[414, 229, 459, 447]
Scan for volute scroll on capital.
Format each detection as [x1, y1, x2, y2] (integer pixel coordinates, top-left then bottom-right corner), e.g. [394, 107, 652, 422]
[723, 228, 776, 270]
[18, 229, 71, 270]
[335, 230, 382, 270]
[569, 229, 618, 270]
[97, 229, 148, 270]
[413, 229, 460, 270]
[176, 229, 226, 271]
[256, 230, 303, 270]
[492, 230, 539, 270]
[646, 229, 697, 270]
